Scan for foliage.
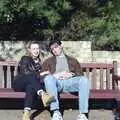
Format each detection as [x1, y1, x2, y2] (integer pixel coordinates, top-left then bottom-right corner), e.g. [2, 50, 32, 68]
[90, 0, 120, 50]
[0, 0, 120, 50]
[0, 0, 72, 40]
[60, 0, 120, 50]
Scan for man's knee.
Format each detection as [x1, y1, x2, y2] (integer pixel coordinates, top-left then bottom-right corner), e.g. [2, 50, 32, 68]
[44, 74, 56, 83]
[79, 76, 90, 85]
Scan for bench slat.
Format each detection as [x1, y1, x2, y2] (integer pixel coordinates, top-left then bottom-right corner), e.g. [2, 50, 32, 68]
[106, 69, 111, 89]
[100, 69, 104, 89]
[0, 89, 119, 99]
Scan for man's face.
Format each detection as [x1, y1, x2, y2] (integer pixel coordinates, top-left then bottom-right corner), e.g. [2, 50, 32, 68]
[50, 43, 62, 56]
[28, 43, 40, 58]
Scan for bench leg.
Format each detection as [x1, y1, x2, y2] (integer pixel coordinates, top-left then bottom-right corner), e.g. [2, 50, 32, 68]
[113, 99, 120, 120]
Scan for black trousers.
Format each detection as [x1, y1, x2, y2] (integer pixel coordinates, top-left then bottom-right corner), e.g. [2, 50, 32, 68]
[12, 73, 44, 108]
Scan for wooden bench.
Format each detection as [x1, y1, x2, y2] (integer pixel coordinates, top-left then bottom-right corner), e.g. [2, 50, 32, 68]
[0, 61, 120, 108]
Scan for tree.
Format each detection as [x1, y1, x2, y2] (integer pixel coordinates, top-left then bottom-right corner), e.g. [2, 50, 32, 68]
[0, 0, 72, 40]
[1, 0, 120, 51]
[60, 0, 120, 50]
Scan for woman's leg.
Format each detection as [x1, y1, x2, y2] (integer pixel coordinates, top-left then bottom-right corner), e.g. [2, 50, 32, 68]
[13, 73, 43, 92]
[12, 75, 26, 92]
[13, 73, 42, 109]
[13, 74, 41, 120]
[24, 84, 37, 109]
[23, 73, 43, 92]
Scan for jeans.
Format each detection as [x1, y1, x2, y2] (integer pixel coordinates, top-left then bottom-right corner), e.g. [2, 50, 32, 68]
[44, 74, 90, 113]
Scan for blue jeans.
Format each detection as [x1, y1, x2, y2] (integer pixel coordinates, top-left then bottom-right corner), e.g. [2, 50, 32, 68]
[44, 75, 90, 113]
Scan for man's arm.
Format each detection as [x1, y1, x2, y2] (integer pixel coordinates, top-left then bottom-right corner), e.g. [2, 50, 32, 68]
[74, 59, 84, 76]
[42, 59, 50, 72]
[67, 55, 83, 76]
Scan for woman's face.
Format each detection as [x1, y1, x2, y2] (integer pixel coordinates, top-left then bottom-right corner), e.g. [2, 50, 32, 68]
[28, 43, 40, 58]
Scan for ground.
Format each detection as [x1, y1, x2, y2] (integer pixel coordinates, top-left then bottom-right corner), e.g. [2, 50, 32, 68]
[0, 99, 118, 120]
[0, 109, 115, 120]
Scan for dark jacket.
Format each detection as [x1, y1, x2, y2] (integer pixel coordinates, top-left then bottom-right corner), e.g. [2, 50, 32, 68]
[18, 56, 42, 77]
[42, 54, 83, 76]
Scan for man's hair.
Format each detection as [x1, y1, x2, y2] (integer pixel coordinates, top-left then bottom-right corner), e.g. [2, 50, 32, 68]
[49, 40, 62, 49]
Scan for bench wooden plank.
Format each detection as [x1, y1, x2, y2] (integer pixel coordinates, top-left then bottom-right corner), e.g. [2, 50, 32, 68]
[0, 88, 119, 99]
[60, 90, 120, 99]
[100, 68, 104, 89]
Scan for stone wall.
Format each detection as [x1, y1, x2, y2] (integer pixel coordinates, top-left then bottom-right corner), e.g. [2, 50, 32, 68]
[1, 41, 120, 73]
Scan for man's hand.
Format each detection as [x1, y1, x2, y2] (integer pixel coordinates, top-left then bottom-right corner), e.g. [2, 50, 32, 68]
[53, 71, 75, 80]
[40, 71, 50, 76]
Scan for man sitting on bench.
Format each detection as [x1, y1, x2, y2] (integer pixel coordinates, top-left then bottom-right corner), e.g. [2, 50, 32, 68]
[42, 40, 90, 120]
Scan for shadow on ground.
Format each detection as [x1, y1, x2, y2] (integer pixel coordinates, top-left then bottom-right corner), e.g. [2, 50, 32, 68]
[0, 98, 118, 109]
[0, 98, 119, 120]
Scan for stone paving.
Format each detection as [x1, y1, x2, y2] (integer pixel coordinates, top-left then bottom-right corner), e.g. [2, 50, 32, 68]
[0, 109, 115, 120]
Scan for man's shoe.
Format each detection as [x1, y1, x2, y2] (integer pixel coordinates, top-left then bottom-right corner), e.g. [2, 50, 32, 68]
[114, 109, 120, 120]
[52, 111, 63, 120]
[41, 92, 54, 107]
[76, 113, 88, 120]
[23, 111, 30, 120]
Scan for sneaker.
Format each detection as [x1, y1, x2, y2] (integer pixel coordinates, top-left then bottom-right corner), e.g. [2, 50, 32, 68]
[114, 109, 120, 120]
[22, 111, 30, 120]
[52, 111, 63, 120]
[41, 91, 54, 107]
[76, 113, 88, 120]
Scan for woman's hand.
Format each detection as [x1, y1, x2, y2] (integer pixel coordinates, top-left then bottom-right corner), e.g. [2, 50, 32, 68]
[53, 71, 75, 80]
[40, 71, 50, 76]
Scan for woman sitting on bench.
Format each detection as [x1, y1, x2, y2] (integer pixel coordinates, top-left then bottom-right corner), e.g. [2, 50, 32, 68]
[12, 41, 54, 120]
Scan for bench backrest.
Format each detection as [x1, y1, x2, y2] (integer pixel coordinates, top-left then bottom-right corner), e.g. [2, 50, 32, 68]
[0, 61, 118, 90]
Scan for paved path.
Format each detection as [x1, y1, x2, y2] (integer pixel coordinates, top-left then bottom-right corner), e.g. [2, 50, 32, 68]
[0, 109, 115, 120]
